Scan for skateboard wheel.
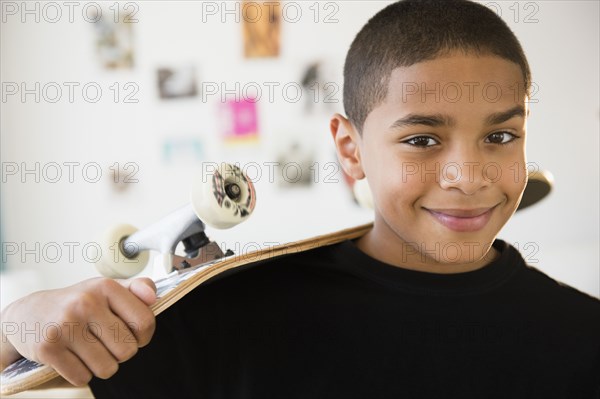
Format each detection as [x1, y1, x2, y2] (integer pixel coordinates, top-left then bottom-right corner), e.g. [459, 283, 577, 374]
[94, 224, 150, 278]
[191, 163, 256, 229]
[353, 178, 373, 209]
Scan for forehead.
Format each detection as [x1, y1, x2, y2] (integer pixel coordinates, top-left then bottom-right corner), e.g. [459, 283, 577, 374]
[383, 53, 526, 115]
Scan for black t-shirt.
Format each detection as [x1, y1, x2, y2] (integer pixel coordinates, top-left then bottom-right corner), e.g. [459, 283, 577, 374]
[89, 239, 600, 398]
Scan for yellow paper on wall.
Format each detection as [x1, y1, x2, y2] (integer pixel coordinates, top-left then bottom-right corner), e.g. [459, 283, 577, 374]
[243, 1, 281, 58]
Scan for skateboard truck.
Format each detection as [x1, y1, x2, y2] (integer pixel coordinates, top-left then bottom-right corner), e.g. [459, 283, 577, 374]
[178, 232, 235, 270]
[119, 204, 234, 274]
[94, 163, 256, 279]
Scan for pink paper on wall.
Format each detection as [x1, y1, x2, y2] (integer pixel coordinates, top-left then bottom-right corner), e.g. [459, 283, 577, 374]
[219, 98, 259, 142]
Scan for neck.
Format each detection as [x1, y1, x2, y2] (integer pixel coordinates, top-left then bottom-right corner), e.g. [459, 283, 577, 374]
[355, 221, 499, 275]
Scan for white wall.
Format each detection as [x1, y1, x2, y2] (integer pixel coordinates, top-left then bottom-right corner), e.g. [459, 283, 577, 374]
[1, 1, 598, 307]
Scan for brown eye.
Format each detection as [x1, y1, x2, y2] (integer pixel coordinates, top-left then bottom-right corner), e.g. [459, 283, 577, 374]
[404, 136, 438, 147]
[486, 131, 516, 144]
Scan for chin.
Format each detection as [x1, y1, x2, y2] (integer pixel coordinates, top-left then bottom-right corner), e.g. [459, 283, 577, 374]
[422, 233, 497, 264]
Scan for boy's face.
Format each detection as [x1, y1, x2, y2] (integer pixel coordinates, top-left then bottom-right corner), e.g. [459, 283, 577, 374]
[331, 53, 528, 271]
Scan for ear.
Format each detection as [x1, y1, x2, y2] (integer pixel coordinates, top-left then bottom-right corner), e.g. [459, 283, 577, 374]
[330, 113, 365, 180]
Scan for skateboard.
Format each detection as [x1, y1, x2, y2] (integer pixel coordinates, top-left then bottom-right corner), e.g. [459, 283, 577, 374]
[0, 162, 372, 396]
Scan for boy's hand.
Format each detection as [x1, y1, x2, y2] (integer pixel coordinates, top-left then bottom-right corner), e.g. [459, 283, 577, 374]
[0, 277, 157, 386]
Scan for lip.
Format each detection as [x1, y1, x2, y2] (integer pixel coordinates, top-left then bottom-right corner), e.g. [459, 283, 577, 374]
[424, 205, 497, 232]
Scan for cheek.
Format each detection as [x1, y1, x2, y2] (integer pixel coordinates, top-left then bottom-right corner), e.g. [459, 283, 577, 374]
[492, 158, 527, 200]
[369, 170, 426, 213]
[362, 144, 431, 210]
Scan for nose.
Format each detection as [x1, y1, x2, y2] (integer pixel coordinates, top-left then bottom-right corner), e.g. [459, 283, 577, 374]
[438, 147, 491, 195]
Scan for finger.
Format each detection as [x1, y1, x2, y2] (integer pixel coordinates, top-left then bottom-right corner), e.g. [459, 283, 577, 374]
[82, 313, 140, 362]
[46, 349, 93, 387]
[66, 323, 123, 379]
[127, 278, 157, 306]
[100, 280, 156, 347]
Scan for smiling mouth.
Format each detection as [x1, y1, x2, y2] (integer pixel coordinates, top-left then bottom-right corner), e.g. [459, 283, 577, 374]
[424, 205, 498, 232]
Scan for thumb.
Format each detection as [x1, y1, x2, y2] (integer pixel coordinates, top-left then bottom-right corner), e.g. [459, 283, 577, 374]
[120, 277, 157, 306]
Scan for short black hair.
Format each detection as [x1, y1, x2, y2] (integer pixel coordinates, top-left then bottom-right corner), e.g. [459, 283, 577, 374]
[343, 0, 532, 134]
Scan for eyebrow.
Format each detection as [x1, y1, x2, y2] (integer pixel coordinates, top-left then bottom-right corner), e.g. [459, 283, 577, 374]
[389, 105, 527, 131]
[389, 114, 454, 130]
[485, 105, 527, 125]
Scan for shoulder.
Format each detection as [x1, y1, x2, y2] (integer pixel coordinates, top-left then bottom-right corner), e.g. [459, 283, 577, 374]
[206, 240, 353, 290]
[519, 261, 600, 307]
[170, 240, 354, 309]
[496, 240, 599, 309]
[513, 258, 600, 328]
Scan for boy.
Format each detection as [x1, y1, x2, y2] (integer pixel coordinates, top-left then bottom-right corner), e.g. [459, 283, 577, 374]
[2, 0, 599, 397]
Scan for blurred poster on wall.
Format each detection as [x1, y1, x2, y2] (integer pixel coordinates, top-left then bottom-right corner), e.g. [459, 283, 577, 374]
[219, 98, 259, 143]
[157, 66, 198, 99]
[276, 142, 314, 188]
[91, 5, 135, 69]
[162, 137, 204, 164]
[243, 1, 281, 58]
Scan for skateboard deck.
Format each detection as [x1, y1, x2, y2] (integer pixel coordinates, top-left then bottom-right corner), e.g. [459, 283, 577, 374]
[0, 223, 373, 396]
